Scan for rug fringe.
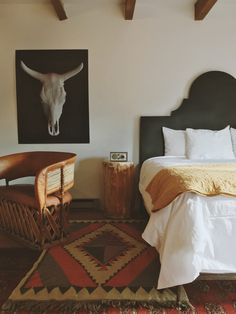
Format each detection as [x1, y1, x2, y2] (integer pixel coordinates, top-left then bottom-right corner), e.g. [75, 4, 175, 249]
[1, 299, 192, 314]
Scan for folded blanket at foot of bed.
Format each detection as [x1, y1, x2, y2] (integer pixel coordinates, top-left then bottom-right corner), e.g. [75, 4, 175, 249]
[146, 163, 236, 212]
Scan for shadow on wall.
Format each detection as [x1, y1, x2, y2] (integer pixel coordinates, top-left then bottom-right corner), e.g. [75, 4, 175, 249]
[70, 157, 105, 207]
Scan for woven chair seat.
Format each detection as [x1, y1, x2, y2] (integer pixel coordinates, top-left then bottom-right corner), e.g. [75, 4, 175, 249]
[0, 185, 72, 209]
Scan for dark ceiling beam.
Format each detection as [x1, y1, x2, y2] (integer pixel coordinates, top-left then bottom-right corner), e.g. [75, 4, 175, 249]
[125, 0, 136, 20]
[195, 0, 218, 20]
[51, 0, 68, 21]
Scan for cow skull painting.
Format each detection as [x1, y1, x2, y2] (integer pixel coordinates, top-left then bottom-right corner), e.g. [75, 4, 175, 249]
[20, 61, 84, 136]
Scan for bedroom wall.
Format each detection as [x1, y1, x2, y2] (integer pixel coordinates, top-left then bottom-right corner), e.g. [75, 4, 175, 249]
[0, 0, 236, 203]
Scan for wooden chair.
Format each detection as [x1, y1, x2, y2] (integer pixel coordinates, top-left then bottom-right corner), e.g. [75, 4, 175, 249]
[0, 151, 76, 249]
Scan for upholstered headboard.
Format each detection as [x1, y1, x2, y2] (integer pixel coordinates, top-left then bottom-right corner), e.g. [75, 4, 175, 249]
[139, 71, 236, 164]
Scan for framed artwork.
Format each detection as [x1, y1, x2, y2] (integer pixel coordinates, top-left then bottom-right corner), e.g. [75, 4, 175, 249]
[15, 49, 89, 143]
[110, 152, 128, 162]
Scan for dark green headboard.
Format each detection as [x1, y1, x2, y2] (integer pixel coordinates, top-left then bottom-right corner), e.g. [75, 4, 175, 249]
[140, 71, 236, 164]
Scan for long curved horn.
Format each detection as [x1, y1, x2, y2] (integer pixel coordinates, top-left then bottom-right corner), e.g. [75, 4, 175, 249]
[20, 61, 46, 82]
[62, 63, 84, 81]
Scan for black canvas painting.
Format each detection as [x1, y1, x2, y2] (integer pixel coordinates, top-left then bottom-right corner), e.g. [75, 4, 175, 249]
[16, 49, 89, 143]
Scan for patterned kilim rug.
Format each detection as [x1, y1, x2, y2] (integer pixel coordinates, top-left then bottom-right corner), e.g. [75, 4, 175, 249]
[1, 220, 190, 314]
[185, 279, 236, 313]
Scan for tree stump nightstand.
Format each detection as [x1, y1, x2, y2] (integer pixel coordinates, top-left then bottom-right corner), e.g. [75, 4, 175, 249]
[103, 161, 134, 218]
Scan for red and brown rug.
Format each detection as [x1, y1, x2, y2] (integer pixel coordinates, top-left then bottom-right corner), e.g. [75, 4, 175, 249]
[1, 220, 190, 314]
[185, 279, 236, 313]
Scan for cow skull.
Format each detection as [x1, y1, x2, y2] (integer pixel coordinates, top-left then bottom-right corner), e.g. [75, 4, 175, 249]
[20, 61, 84, 136]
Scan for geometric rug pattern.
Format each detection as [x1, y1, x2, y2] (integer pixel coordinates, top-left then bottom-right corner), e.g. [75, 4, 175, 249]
[185, 279, 236, 313]
[65, 223, 146, 285]
[1, 220, 190, 313]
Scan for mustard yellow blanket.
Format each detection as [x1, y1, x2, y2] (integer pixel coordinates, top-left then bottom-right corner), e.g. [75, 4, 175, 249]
[146, 163, 236, 212]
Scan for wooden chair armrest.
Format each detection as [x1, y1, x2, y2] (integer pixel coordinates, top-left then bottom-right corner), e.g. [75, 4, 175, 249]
[0, 154, 36, 182]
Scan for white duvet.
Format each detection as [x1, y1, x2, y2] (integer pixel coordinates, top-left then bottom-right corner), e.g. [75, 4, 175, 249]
[139, 157, 236, 289]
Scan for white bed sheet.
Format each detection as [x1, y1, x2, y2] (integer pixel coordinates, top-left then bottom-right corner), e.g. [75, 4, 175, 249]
[139, 156, 236, 289]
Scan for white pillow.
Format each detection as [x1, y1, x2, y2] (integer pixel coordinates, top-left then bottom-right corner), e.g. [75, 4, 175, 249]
[162, 127, 186, 156]
[186, 126, 235, 159]
[230, 127, 236, 156]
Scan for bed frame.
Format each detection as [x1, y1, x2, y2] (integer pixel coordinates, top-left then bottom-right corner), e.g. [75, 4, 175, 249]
[139, 70, 236, 280]
[140, 70, 236, 164]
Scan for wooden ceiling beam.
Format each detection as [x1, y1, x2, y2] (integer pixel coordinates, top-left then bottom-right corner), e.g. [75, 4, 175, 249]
[125, 0, 136, 20]
[195, 0, 218, 20]
[51, 0, 68, 21]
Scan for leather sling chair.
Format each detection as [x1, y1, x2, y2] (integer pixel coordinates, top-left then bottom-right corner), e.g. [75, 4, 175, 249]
[0, 151, 76, 249]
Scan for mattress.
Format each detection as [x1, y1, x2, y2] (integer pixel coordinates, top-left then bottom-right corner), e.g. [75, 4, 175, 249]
[139, 157, 236, 289]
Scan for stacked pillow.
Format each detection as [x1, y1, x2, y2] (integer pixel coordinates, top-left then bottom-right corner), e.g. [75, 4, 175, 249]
[162, 127, 186, 157]
[162, 126, 236, 159]
[230, 128, 236, 155]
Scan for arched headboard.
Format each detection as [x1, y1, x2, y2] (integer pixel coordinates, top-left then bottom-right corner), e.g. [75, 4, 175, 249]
[140, 71, 236, 164]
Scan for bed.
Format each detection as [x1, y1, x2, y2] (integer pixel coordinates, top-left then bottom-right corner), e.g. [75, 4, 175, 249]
[139, 71, 236, 290]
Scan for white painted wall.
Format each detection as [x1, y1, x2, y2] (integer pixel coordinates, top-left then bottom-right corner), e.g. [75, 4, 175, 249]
[1, 0, 236, 203]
